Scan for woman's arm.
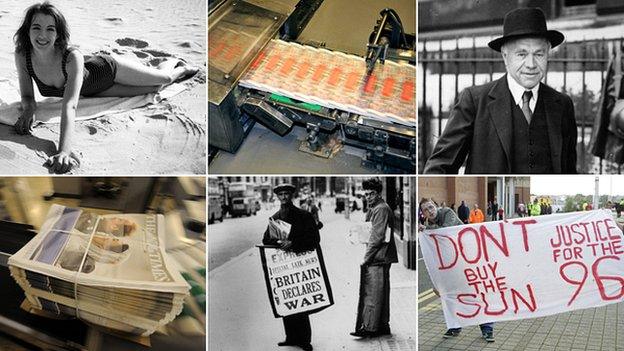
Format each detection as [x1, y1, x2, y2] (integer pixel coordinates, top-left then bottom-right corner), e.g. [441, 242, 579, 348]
[14, 52, 37, 134]
[47, 49, 84, 173]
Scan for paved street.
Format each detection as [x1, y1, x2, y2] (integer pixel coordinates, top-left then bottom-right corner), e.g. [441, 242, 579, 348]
[209, 201, 416, 350]
[419, 252, 624, 351]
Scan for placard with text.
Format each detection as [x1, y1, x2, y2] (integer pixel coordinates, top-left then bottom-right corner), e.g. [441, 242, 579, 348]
[420, 210, 624, 328]
[259, 246, 333, 318]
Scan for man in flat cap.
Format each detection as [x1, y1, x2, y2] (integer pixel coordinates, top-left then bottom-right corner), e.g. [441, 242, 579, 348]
[350, 178, 398, 338]
[424, 7, 577, 174]
[263, 183, 320, 351]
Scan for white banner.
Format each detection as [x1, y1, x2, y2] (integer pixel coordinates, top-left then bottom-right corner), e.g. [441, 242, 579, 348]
[259, 246, 333, 317]
[420, 210, 624, 328]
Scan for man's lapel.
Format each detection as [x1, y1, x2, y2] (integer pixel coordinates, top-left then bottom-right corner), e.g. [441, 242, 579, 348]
[486, 76, 513, 171]
[541, 84, 564, 173]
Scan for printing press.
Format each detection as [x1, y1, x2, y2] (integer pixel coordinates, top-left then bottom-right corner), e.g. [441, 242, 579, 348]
[208, 0, 416, 173]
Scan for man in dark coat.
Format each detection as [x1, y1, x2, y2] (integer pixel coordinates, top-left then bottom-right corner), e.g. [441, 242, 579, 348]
[263, 183, 320, 351]
[350, 179, 398, 338]
[457, 200, 470, 224]
[423, 7, 577, 174]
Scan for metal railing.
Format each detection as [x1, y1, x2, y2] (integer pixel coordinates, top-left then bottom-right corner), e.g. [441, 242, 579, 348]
[418, 36, 622, 173]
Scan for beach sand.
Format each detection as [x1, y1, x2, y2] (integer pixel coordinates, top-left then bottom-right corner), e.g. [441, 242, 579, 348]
[0, 77, 206, 174]
[0, 0, 206, 174]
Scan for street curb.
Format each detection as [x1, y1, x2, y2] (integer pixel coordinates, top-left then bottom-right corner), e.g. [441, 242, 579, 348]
[208, 246, 257, 277]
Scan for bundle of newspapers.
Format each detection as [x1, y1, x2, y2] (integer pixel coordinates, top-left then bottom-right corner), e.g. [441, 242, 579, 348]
[267, 217, 291, 241]
[8, 204, 190, 336]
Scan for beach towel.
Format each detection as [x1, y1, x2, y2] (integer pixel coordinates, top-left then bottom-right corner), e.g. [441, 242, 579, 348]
[0, 79, 187, 126]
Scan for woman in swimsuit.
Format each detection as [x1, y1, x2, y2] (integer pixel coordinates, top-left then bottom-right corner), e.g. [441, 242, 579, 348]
[13, 2, 198, 173]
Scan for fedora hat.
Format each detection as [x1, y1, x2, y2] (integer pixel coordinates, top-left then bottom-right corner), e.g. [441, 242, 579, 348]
[273, 183, 296, 194]
[488, 7, 564, 52]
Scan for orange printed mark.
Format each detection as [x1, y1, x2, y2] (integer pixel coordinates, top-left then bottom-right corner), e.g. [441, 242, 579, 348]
[381, 78, 396, 97]
[224, 44, 242, 61]
[400, 81, 415, 102]
[250, 52, 266, 70]
[265, 55, 282, 71]
[327, 67, 342, 86]
[296, 61, 311, 79]
[312, 64, 327, 82]
[364, 75, 377, 94]
[209, 42, 227, 58]
[280, 57, 296, 76]
[344, 71, 359, 91]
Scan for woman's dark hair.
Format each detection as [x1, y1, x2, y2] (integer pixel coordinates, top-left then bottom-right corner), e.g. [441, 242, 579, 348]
[362, 178, 383, 194]
[14, 2, 70, 54]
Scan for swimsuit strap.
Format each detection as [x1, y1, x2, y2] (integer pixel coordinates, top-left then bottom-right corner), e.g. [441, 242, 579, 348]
[62, 47, 77, 81]
[25, 48, 35, 78]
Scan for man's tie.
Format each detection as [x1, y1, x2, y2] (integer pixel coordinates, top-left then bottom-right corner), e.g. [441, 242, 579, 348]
[522, 90, 533, 124]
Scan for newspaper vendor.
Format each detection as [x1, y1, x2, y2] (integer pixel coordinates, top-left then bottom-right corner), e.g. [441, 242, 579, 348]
[262, 183, 321, 351]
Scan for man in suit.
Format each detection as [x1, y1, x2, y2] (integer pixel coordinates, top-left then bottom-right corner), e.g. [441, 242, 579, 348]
[424, 7, 577, 174]
[263, 183, 320, 351]
[350, 178, 398, 338]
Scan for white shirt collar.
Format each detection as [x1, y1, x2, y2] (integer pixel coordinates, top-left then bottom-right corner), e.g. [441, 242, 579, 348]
[506, 74, 539, 113]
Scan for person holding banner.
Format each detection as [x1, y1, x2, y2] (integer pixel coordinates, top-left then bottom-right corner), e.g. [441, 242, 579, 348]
[350, 178, 398, 338]
[418, 199, 495, 342]
[262, 183, 320, 351]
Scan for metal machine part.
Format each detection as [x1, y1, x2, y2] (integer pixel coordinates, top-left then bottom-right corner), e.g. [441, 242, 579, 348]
[365, 8, 416, 75]
[280, 0, 325, 40]
[239, 89, 416, 172]
[208, 1, 286, 105]
[208, 0, 308, 152]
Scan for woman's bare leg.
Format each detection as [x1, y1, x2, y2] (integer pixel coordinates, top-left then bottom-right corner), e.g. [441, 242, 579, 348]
[94, 83, 160, 97]
[112, 56, 198, 86]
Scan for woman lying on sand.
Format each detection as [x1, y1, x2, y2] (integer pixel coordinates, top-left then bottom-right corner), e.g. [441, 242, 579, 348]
[13, 2, 198, 173]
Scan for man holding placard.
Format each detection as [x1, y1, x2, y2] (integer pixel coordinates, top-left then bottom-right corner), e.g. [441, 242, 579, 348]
[262, 183, 322, 351]
[419, 199, 495, 342]
[420, 206, 624, 343]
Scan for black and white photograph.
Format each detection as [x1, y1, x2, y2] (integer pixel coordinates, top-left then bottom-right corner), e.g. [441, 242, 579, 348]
[208, 176, 416, 350]
[0, 0, 206, 174]
[418, 0, 624, 174]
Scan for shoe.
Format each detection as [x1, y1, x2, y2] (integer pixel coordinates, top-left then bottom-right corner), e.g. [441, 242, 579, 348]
[483, 331, 495, 342]
[443, 329, 460, 338]
[277, 340, 296, 347]
[298, 344, 313, 351]
[350, 330, 371, 338]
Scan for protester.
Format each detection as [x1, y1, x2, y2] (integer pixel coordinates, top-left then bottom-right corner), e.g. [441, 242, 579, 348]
[491, 200, 499, 221]
[457, 200, 470, 224]
[351, 179, 398, 338]
[469, 204, 485, 223]
[262, 183, 320, 351]
[418, 199, 495, 342]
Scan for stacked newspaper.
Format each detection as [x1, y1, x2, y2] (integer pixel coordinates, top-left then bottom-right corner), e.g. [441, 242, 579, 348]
[8, 204, 190, 336]
[268, 218, 291, 241]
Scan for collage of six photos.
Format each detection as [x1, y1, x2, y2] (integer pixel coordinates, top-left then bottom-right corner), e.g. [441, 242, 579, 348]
[0, 0, 622, 351]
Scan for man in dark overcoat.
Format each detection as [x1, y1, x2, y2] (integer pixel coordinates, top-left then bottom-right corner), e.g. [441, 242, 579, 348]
[263, 183, 320, 351]
[424, 7, 577, 174]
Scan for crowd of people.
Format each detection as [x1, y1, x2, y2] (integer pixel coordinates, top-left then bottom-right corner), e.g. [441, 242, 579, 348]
[418, 197, 561, 225]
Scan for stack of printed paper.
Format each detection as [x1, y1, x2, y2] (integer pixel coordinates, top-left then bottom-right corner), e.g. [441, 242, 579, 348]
[239, 40, 416, 126]
[8, 204, 189, 336]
